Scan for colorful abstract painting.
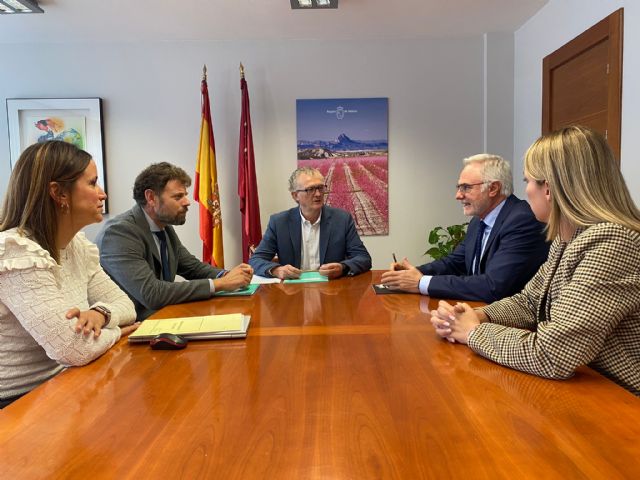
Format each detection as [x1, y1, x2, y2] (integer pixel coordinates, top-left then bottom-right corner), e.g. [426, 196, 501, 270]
[296, 98, 388, 236]
[26, 115, 86, 150]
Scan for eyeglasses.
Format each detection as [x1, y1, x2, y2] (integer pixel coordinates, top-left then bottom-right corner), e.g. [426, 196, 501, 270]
[455, 181, 488, 193]
[295, 185, 327, 194]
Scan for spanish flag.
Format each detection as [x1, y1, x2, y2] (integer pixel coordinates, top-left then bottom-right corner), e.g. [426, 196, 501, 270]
[194, 66, 224, 268]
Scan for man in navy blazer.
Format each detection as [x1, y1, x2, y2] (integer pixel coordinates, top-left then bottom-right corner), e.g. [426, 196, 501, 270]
[249, 167, 371, 279]
[381, 154, 548, 303]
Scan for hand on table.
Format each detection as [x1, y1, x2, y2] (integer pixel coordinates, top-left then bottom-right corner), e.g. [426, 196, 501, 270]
[430, 300, 481, 345]
[120, 322, 141, 337]
[216, 264, 253, 291]
[380, 258, 422, 293]
[272, 264, 301, 280]
[319, 262, 344, 279]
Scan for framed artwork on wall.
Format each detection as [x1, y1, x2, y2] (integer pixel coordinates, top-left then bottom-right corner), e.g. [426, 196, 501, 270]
[296, 97, 389, 236]
[6, 97, 108, 212]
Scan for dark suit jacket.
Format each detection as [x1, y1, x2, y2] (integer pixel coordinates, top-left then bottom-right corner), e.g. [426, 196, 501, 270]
[95, 204, 223, 320]
[419, 195, 549, 302]
[249, 205, 372, 277]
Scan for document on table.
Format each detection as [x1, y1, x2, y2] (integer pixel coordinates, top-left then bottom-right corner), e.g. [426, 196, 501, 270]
[128, 313, 251, 342]
[250, 275, 281, 284]
[283, 271, 328, 284]
[214, 283, 260, 296]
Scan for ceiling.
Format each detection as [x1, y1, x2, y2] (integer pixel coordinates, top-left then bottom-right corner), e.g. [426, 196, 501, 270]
[0, 0, 548, 44]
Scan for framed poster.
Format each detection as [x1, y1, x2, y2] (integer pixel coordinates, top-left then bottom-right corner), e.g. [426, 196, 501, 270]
[296, 97, 388, 236]
[6, 97, 108, 211]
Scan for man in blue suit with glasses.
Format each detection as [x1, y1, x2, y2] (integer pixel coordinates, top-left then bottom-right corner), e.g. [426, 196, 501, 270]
[381, 154, 549, 303]
[249, 167, 371, 279]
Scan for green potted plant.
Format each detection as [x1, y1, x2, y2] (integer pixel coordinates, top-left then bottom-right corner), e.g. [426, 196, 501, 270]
[425, 223, 469, 260]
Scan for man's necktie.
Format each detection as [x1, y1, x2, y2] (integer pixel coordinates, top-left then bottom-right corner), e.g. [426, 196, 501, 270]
[472, 221, 487, 275]
[153, 231, 171, 281]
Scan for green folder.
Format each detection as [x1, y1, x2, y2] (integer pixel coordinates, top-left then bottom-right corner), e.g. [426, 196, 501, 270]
[283, 271, 329, 284]
[214, 283, 260, 296]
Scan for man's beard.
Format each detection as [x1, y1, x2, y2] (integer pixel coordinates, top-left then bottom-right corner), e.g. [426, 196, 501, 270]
[156, 207, 187, 225]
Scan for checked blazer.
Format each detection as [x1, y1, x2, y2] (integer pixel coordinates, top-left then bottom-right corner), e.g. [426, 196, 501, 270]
[473, 223, 640, 396]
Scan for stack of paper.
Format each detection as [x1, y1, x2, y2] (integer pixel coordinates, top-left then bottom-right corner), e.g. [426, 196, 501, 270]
[128, 313, 251, 342]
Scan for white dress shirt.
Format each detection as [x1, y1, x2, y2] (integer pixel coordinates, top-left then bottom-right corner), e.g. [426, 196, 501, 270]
[300, 209, 322, 271]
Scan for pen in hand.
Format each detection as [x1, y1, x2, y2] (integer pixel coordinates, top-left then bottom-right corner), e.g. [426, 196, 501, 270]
[391, 253, 401, 271]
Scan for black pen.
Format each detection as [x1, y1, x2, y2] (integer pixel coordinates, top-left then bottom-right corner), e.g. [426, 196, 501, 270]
[392, 253, 398, 263]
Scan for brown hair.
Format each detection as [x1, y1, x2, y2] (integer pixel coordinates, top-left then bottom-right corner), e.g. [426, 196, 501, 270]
[0, 141, 92, 263]
[132, 162, 192, 206]
[524, 125, 640, 240]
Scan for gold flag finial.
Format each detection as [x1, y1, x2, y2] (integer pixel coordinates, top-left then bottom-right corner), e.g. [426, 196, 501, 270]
[240, 62, 245, 79]
[202, 64, 207, 81]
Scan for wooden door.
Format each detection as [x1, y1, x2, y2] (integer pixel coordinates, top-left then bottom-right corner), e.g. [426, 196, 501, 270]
[542, 9, 623, 161]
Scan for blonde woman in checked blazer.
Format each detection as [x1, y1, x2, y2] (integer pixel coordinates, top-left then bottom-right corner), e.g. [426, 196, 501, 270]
[431, 126, 640, 396]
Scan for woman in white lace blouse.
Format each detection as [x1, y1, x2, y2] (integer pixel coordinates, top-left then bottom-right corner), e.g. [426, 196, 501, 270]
[0, 141, 138, 408]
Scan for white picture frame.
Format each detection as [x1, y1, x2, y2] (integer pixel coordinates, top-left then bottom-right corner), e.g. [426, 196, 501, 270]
[6, 97, 108, 212]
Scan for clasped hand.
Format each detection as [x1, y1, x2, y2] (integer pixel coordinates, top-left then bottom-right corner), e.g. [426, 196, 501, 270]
[429, 300, 481, 345]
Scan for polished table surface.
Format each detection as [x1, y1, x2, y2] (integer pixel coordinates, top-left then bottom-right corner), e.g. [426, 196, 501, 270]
[1, 271, 639, 479]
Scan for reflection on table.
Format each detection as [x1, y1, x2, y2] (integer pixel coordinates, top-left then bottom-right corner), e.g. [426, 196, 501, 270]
[1, 271, 639, 479]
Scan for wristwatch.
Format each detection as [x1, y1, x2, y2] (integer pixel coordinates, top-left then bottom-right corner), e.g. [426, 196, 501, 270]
[91, 305, 112, 328]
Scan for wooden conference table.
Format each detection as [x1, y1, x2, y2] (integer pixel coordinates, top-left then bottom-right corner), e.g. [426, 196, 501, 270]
[1, 271, 639, 479]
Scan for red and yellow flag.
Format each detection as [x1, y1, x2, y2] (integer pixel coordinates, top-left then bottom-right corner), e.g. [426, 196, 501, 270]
[194, 67, 224, 268]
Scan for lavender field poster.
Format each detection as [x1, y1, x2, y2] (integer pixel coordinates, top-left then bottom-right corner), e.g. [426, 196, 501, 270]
[296, 98, 388, 236]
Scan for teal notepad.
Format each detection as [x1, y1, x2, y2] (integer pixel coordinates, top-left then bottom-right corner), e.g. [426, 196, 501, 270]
[214, 283, 260, 296]
[283, 271, 329, 284]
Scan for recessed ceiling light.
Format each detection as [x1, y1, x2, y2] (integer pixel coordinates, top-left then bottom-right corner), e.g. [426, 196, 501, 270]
[0, 0, 44, 14]
[290, 0, 338, 9]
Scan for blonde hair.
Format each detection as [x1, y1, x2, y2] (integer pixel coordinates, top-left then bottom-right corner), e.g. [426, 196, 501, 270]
[524, 125, 640, 240]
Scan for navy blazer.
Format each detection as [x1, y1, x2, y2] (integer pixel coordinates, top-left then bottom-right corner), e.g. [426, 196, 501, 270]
[249, 205, 372, 277]
[419, 194, 549, 303]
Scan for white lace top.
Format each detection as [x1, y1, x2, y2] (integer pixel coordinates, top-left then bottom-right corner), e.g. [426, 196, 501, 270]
[0, 229, 136, 399]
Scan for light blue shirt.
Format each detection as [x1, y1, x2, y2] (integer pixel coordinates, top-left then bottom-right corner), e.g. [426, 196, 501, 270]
[418, 198, 507, 295]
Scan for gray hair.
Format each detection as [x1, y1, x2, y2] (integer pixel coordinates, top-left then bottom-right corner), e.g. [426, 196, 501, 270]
[288, 167, 324, 192]
[463, 153, 513, 196]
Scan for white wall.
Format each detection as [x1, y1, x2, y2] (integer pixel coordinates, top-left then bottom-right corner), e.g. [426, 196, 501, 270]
[485, 32, 514, 160]
[2, 37, 512, 269]
[514, 0, 639, 203]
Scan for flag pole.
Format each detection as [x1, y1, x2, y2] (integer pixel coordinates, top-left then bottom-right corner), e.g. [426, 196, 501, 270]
[195, 64, 225, 267]
[238, 62, 262, 262]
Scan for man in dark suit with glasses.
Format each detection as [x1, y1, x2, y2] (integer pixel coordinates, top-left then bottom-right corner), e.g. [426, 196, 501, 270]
[381, 154, 549, 303]
[249, 167, 371, 279]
